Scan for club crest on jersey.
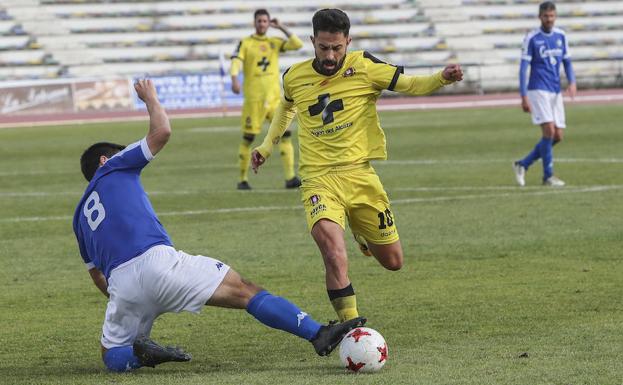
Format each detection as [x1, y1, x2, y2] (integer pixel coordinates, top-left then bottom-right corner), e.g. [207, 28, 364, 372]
[309, 194, 321, 205]
[343, 67, 356, 77]
[270, 42, 275, 50]
[557, 39, 562, 47]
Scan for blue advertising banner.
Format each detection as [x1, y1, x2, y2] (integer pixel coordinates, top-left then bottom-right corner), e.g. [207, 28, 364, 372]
[133, 73, 243, 110]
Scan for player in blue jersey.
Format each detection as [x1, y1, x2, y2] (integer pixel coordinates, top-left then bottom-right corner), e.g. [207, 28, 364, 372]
[513, 1, 576, 187]
[73, 79, 365, 373]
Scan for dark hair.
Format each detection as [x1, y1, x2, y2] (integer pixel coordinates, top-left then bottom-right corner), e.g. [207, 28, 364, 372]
[80, 142, 125, 181]
[254, 9, 270, 20]
[312, 8, 350, 36]
[539, 1, 556, 15]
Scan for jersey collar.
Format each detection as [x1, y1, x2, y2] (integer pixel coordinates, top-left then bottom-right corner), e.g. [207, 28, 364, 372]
[251, 33, 269, 41]
[539, 26, 554, 36]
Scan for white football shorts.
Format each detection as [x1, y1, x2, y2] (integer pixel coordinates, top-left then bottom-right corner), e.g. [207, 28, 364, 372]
[101, 245, 230, 349]
[527, 89, 566, 128]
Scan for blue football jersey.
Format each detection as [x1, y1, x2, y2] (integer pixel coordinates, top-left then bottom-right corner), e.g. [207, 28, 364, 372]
[520, 27, 574, 94]
[73, 138, 172, 278]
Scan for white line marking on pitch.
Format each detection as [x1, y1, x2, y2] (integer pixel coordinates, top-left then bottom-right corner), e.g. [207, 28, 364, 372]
[3, 185, 622, 198]
[2, 157, 621, 177]
[2, 185, 621, 223]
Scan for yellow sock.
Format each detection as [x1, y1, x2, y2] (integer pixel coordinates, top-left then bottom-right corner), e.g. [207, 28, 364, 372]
[330, 295, 359, 322]
[238, 140, 252, 182]
[278, 137, 295, 180]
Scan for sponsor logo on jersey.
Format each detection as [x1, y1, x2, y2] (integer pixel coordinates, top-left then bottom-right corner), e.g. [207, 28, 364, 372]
[539, 45, 562, 63]
[257, 56, 270, 71]
[308, 93, 344, 125]
[310, 121, 352, 137]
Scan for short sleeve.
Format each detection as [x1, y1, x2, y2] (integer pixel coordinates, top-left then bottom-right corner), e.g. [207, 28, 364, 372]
[363, 51, 404, 91]
[105, 137, 153, 171]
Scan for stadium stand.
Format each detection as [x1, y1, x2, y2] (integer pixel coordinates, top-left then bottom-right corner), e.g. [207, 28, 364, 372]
[0, 0, 621, 91]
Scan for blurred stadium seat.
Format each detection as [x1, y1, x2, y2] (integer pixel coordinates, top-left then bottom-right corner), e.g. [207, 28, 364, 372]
[0, 0, 621, 90]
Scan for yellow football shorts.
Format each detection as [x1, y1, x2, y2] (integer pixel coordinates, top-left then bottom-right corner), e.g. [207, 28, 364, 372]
[241, 96, 280, 135]
[300, 163, 399, 245]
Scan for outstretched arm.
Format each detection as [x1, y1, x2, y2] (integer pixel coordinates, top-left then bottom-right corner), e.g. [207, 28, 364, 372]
[393, 64, 462, 95]
[251, 100, 296, 172]
[135, 79, 171, 156]
[88, 267, 109, 298]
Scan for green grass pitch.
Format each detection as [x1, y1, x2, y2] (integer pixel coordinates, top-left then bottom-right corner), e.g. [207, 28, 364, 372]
[1, 104, 622, 385]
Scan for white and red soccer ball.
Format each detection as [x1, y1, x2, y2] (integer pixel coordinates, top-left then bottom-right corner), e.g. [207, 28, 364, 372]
[339, 327, 388, 373]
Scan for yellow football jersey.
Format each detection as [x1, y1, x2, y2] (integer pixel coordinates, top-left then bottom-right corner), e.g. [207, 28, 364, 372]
[230, 34, 303, 102]
[255, 50, 454, 180]
[281, 50, 452, 179]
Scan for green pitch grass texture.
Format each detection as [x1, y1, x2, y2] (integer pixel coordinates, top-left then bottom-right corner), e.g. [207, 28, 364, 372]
[1, 105, 622, 385]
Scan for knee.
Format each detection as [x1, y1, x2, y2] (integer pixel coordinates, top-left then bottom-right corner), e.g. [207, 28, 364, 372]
[542, 124, 555, 138]
[239, 277, 263, 305]
[379, 251, 403, 271]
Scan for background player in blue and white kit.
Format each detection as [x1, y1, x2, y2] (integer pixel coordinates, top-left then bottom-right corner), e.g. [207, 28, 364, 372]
[513, 1, 576, 187]
[73, 79, 364, 372]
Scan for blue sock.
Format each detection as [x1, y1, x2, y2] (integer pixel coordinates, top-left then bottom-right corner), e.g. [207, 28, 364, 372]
[520, 141, 542, 169]
[246, 290, 322, 341]
[539, 137, 554, 180]
[103, 346, 142, 372]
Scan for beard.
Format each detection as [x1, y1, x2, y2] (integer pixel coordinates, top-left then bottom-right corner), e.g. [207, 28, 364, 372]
[313, 56, 346, 76]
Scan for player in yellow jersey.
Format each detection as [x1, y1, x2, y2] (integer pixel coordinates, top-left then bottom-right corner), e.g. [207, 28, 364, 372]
[251, 9, 463, 322]
[230, 9, 304, 190]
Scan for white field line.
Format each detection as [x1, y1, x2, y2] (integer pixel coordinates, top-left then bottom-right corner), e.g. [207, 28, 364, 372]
[2, 185, 621, 223]
[2, 184, 623, 198]
[1, 157, 622, 177]
[376, 93, 623, 111]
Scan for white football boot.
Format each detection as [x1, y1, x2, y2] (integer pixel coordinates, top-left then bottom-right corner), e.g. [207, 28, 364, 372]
[512, 162, 526, 187]
[543, 176, 565, 187]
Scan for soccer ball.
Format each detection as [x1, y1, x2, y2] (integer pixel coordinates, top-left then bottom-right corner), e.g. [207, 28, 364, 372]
[339, 327, 388, 373]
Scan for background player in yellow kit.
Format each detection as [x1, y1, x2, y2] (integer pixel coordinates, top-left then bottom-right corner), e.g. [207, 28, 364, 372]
[230, 9, 303, 190]
[251, 9, 463, 322]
